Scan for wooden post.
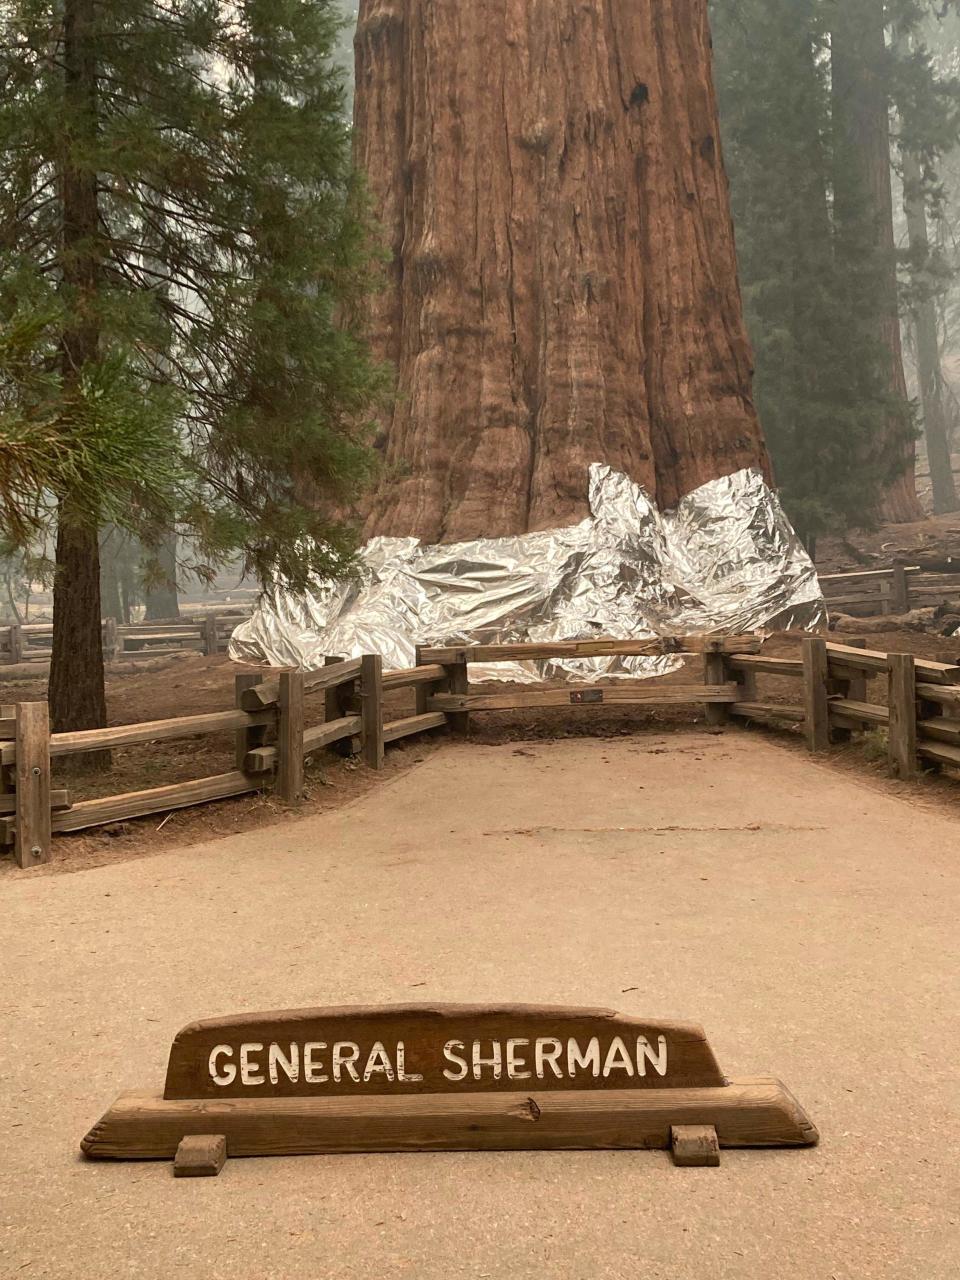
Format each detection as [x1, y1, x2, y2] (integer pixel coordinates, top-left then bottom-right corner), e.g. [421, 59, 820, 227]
[15, 701, 51, 868]
[445, 656, 470, 735]
[732, 663, 758, 704]
[202, 614, 220, 657]
[887, 653, 918, 781]
[827, 638, 867, 743]
[703, 643, 729, 727]
[414, 645, 429, 715]
[325, 655, 359, 756]
[102, 617, 120, 662]
[801, 636, 830, 753]
[1, 705, 15, 811]
[235, 673, 266, 772]
[8, 624, 23, 665]
[360, 654, 384, 770]
[892, 563, 910, 616]
[277, 671, 305, 803]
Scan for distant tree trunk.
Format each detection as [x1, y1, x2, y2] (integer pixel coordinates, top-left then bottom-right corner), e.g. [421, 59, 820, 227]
[354, 0, 771, 541]
[143, 532, 181, 621]
[99, 528, 124, 623]
[49, 0, 109, 762]
[830, 0, 923, 524]
[902, 150, 958, 515]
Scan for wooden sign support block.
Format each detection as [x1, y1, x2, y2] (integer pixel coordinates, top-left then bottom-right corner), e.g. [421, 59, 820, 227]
[174, 1134, 227, 1178]
[671, 1124, 721, 1167]
[81, 1005, 818, 1173]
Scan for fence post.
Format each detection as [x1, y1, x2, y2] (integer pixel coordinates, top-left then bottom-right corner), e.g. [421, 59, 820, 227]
[826, 639, 867, 743]
[102, 617, 120, 662]
[360, 654, 384, 770]
[325, 654, 359, 756]
[202, 614, 220, 657]
[1, 704, 16, 828]
[235, 672, 266, 772]
[277, 671, 305, 803]
[703, 642, 729, 727]
[887, 653, 918, 781]
[444, 656, 470, 735]
[8, 624, 23, 666]
[15, 701, 51, 868]
[802, 636, 830, 753]
[414, 645, 429, 715]
[892, 563, 910, 616]
[731, 660, 757, 705]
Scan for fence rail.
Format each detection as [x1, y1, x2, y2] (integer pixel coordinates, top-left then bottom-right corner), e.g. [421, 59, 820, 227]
[820, 560, 960, 616]
[729, 637, 960, 776]
[3, 631, 959, 868]
[0, 611, 252, 667]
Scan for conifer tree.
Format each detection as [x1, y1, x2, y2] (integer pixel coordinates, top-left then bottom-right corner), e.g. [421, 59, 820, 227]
[712, 0, 912, 549]
[891, 6, 960, 512]
[829, 0, 923, 523]
[0, 0, 383, 744]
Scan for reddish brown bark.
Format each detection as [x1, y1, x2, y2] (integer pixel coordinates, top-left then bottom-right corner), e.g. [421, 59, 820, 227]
[354, 0, 771, 542]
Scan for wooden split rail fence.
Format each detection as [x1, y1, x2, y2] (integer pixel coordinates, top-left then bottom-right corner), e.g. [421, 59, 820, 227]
[820, 560, 960, 617]
[0, 612, 251, 667]
[0, 653, 451, 868]
[726, 637, 960, 778]
[3, 633, 959, 868]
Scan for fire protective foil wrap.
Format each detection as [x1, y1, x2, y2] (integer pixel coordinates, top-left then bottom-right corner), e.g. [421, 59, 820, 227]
[229, 465, 826, 681]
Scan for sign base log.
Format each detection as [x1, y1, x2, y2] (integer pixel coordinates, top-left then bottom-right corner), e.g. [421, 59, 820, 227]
[82, 1079, 816, 1163]
[173, 1134, 227, 1178]
[670, 1124, 721, 1168]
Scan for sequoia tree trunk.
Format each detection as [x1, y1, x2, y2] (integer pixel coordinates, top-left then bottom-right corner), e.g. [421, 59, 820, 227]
[830, 0, 923, 524]
[354, 0, 771, 542]
[902, 150, 958, 515]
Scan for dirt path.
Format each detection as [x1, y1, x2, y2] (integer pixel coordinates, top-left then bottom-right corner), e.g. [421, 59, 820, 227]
[2, 731, 958, 1279]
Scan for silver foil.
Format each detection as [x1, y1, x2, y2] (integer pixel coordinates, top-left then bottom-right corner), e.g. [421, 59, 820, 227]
[229, 465, 826, 681]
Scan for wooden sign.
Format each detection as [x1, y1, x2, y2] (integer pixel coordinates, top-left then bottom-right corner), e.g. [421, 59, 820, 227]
[82, 1004, 818, 1176]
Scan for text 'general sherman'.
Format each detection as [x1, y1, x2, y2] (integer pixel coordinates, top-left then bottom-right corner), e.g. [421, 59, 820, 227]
[208, 1034, 670, 1089]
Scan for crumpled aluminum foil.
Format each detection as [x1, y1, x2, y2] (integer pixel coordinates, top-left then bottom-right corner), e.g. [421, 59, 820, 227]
[229, 465, 826, 681]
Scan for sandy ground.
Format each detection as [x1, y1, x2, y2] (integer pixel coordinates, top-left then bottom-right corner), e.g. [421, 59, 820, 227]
[2, 730, 959, 1280]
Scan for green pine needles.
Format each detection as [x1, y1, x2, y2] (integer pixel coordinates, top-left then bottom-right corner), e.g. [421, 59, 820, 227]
[0, 0, 384, 591]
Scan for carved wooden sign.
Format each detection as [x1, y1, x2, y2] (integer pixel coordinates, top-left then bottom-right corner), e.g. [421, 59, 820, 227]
[83, 1004, 818, 1177]
[163, 1005, 724, 1099]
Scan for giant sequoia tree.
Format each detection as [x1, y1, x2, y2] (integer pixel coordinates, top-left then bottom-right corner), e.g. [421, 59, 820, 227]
[354, 0, 771, 542]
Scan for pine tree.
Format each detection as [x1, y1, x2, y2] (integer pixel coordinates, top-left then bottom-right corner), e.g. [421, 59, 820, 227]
[0, 0, 383, 744]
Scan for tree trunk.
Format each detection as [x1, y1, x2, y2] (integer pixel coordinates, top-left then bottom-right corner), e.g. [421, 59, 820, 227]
[830, 0, 923, 524]
[143, 532, 181, 621]
[354, 0, 771, 542]
[902, 150, 958, 515]
[50, 504, 108, 740]
[50, 0, 109, 762]
[99, 528, 124, 623]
